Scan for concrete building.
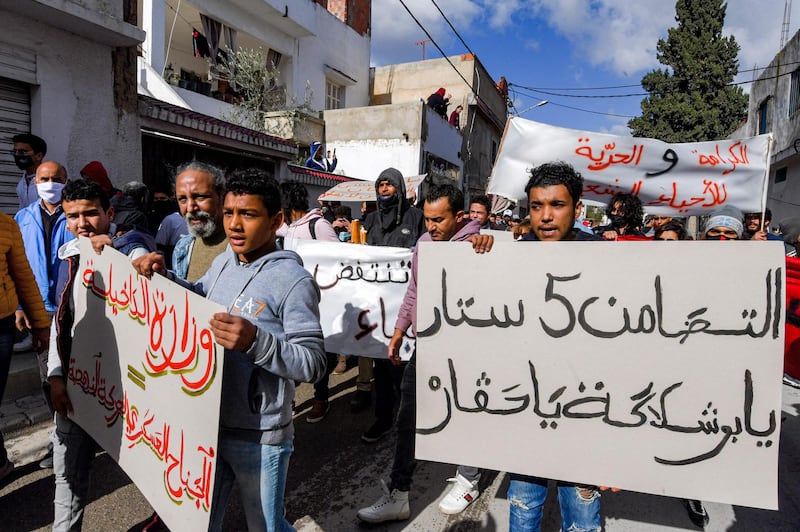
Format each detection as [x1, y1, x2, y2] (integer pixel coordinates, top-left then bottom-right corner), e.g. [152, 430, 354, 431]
[323, 100, 462, 183]
[736, 29, 800, 223]
[330, 53, 507, 198]
[137, 0, 371, 189]
[0, 0, 144, 213]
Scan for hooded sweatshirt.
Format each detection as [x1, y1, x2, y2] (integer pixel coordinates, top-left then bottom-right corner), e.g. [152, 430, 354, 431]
[304, 141, 335, 172]
[280, 208, 338, 250]
[192, 248, 326, 444]
[395, 218, 481, 335]
[363, 168, 425, 248]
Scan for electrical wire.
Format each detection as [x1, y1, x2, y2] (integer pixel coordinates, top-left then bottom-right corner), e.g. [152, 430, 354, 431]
[430, 0, 476, 57]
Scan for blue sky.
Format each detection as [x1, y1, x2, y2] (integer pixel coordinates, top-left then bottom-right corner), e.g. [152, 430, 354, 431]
[371, 0, 799, 136]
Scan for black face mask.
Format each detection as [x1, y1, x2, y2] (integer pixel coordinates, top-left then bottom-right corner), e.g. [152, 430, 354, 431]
[377, 192, 398, 207]
[14, 155, 32, 170]
[608, 214, 626, 228]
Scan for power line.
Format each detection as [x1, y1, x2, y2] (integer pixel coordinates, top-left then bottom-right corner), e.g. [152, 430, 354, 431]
[430, 0, 475, 57]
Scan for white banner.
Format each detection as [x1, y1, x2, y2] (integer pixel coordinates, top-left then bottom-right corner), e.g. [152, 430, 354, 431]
[415, 241, 784, 509]
[296, 240, 414, 359]
[69, 238, 225, 531]
[487, 118, 772, 215]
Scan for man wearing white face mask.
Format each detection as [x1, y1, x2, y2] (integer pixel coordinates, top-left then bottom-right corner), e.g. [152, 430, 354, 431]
[14, 161, 75, 469]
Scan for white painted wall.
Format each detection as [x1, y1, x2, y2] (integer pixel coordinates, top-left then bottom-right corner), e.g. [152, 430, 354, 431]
[2, 10, 142, 185]
[141, 0, 370, 115]
[324, 101, 462, 182]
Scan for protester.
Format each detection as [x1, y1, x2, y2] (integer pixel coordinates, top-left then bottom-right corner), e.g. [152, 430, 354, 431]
[172, 161, 227, 282]
[449, 105, 463, 131]
[278, 180, 341, 424]
[278, 181, 338, 249]
[133, 169, 326, 531]
[594, 193, 646, 240]
[79, 161, 117, 198]
[654, 220, 688, 241]
[357, 183, 493, 523]
[0, 213, 50, 483]
[305, 141, 336, 172]
[468, 194, 495, 230]
[47, 179, 155, 531]
[702, 205, 743, 240]
[509, 162, 603, 531]
[12, 133, 47, 210]
[14, 161, 74, 468]
[360, 168, 426, 439]
[743, 209, 782, 241]
[331, 205, 354, 242]
[426, 88, 450, 118]
[110, 181, 151, 235]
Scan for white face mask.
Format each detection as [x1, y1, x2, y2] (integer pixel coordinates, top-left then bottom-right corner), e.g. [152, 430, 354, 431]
[36, 181, 65, 204]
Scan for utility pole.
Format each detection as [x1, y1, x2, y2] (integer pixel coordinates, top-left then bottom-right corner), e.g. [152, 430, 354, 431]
[415, 39, 431, 60]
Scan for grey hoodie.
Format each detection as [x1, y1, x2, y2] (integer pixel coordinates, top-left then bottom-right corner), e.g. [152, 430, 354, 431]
[192, 248, 326, 444]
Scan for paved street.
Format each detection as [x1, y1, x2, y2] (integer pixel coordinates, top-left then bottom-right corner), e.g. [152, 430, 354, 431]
[2, 365, 800, 531]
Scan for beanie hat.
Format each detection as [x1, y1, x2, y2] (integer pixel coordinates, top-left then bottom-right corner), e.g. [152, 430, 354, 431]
[704, 205, 744, 237]
[80, 161, 113, 194]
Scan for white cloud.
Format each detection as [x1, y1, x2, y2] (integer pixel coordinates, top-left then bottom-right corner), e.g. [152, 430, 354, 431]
[370, 0, 482, 65]
[372, 0, 799, 79]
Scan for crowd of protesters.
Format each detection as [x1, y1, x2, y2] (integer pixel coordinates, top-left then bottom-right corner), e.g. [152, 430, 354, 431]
[0, 133, 795, 532]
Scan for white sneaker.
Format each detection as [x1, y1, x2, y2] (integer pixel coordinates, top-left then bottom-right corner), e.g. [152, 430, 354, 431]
[438, 473, 479, 515]
[356, 479, 410, 523]
[13, 335, 32, 353]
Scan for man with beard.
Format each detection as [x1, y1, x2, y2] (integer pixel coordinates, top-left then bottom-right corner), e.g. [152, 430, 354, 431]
[172, 161, 227, 282]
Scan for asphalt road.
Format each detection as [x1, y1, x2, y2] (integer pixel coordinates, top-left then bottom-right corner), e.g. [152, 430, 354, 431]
[2, 363, 800, 531]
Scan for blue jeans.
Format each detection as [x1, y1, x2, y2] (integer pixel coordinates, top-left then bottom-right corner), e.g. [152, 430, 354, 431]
[0, 315, 14, 465]
[209, 436, 295, 532]
[52, 413, 97, 531]
[508, 476, 601, 531]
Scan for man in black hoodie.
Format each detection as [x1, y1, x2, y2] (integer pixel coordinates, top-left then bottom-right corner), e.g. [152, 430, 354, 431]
[359, 168, 425, 441]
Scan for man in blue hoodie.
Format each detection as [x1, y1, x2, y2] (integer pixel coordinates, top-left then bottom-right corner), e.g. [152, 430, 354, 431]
[134, 168, 327, 531]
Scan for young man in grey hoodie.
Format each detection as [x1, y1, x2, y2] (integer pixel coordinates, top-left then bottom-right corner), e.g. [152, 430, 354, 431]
[134, 169, 327, 531]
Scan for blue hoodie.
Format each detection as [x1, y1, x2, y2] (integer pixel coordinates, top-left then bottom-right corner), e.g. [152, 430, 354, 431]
[190, 248, 326, 444]
[304, 141, 336, 172]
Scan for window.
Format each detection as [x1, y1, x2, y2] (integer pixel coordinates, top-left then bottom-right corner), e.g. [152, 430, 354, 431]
[325, 80, 344, 110]
[791, 69, 800, 117]
[775, 167, 788, 184]
[758, 98, 770, 134]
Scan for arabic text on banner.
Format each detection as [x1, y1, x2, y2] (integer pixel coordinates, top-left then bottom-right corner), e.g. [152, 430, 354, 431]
[69, 238, 225, 531]
[487, 118, 771, 216]
[296, 240, 415, 359]
[415, 241, 783, 509]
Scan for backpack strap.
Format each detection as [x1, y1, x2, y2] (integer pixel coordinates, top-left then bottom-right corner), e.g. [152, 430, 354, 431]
[309, 216, 318, 240]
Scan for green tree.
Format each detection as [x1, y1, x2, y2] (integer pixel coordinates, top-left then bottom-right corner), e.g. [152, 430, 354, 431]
[628, 0, 748, 142]
[216, 47, 314, 136]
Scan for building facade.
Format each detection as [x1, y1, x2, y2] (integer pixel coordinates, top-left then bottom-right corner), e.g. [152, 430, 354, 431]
[0, 0, 144, 213]
[735, 29, 800, 223]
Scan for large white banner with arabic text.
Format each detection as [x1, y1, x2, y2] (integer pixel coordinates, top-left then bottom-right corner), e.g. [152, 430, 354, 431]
[416, 241, 784, 509]
[296, 240, 415, 359]
[69, 238, 225, 531]
[487, 118, 771, 215]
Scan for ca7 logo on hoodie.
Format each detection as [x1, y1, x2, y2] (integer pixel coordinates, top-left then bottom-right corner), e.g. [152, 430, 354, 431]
[231, 295, 267, 318]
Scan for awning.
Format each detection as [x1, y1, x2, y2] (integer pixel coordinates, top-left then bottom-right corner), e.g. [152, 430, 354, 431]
[138, 95, 297, 160]
[287, 164, 357, 189]
[317, 174, 426, 201]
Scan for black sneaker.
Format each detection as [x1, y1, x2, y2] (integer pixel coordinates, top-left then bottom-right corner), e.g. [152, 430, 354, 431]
[350, 390, 371, 413]
[685, 499, 709, 528]
[362, 421, 392, 443]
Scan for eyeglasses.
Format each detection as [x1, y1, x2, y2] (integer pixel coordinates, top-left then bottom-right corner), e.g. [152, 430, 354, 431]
[10, 149, 33, 156]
